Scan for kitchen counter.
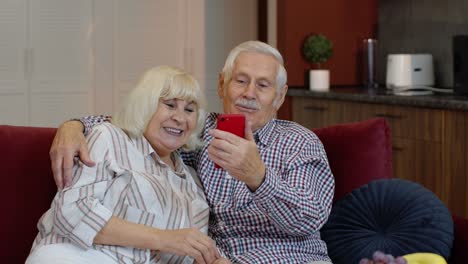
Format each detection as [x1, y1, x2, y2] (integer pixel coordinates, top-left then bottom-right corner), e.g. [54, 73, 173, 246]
[288, 86, 468, 219]
[287, 86, 468, 112]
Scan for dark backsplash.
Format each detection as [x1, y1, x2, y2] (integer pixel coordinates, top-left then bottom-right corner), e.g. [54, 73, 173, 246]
[377, 0, 468, 88]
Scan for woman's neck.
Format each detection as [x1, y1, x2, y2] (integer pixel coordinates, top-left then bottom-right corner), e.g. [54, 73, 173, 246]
[148, 140, 176, 170]
[159, 153, 175, 171]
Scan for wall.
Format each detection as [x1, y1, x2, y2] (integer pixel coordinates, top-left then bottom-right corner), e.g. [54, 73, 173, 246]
[377, 0, 468, 88]
[276, 0, 378, 87]
[204, 0, 258, 113]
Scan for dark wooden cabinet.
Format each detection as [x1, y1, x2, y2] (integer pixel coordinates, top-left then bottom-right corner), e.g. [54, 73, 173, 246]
[291, 97, 468, 217]
[443, 111, 468, 217]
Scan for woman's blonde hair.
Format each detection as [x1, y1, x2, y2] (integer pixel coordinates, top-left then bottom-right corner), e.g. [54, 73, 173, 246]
[112, 65, 206, 150]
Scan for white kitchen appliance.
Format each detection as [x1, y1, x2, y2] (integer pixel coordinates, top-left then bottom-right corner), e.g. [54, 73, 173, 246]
[386, 54, 435, 89]
[385, 54, 453, 96]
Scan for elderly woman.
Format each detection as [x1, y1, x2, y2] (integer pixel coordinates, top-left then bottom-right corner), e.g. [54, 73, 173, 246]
[26, 66, 227, 264]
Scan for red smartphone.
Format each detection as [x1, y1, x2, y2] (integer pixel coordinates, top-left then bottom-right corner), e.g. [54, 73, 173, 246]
[217, 114, 245, 138]
[214, 114, 245, 168]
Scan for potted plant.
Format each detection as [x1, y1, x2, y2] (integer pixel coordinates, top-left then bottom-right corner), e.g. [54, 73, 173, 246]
[302, 33, 333, 91]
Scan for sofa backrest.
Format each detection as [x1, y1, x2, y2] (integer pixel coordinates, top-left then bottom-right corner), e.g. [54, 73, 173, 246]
[313, 118, 393, 203]
[0, 125, 57, 263]
[0, 118, 393, 262]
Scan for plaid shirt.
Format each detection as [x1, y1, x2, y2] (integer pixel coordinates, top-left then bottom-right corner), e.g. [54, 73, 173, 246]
[81, 113, 335, 263]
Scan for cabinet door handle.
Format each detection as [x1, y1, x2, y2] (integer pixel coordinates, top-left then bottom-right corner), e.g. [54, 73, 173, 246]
[375, 113, 405, 119]
[392, 146, 405, 152]
[304, 106, 328, 112]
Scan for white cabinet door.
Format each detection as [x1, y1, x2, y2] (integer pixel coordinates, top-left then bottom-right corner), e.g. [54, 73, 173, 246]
[0, 0, 28, 125]
[0, 0, 257, 125]
[29, 0, 94, 127]
[112, 0, 187, 109]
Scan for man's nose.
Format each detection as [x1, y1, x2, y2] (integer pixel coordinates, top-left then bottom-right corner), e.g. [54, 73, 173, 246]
[242, 81, 256, 98]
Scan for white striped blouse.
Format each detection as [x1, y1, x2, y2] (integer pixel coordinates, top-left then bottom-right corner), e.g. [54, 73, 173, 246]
[30, 123, 209, 264]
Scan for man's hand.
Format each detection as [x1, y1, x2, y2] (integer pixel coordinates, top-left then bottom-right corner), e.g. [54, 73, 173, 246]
[154, 228, 220, 264]
[207, 121, 266, 191]
[49, 120, 95, 189]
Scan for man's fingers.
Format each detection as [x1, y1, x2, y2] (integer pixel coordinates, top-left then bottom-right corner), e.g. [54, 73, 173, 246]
[62, 152, 75, 187]
[207, 144, 230, 168]
[79, 145, 95, 167]
[244, 120, 254, 141]
[51, 155, 64, 190]
[209, 129, 243, 145]
[209, 138, 233, 154]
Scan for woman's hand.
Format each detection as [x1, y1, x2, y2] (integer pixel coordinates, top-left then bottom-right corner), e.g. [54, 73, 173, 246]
[195, 257, 231, 264]
[211, 257, 232, 264]
[154, 228, 220, 264]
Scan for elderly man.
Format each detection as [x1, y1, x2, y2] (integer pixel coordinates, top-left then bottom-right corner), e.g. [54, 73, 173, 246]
[50, 41, 335, 264]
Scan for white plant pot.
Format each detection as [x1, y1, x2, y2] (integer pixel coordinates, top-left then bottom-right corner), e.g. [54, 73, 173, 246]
[309, 69, 330, 92]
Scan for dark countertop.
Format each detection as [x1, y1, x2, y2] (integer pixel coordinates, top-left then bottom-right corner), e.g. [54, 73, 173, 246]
[287, 86, 468, 111]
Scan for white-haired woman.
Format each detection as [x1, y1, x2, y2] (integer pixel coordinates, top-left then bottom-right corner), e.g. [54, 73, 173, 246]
[26, 66, 229, 264]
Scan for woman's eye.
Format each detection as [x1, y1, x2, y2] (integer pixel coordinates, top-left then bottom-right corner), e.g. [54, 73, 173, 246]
[185, 108, 195, 113]
[236, 79, 246, 84]
[164, 102, 175, 108]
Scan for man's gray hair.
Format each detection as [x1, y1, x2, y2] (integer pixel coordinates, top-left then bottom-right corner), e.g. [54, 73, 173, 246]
[221, 40, 287, 91]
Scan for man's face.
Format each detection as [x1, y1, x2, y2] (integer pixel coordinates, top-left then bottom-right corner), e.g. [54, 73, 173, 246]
[218, 52, 287, 132]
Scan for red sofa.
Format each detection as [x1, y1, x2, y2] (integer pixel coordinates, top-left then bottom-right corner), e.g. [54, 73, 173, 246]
[1, 118, 467, 263]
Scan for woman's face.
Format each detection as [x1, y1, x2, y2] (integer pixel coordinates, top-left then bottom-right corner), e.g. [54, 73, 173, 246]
[144, 98, 198, 159]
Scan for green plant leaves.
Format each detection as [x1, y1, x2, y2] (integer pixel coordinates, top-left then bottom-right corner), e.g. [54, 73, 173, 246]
[303, 34, 333, 66]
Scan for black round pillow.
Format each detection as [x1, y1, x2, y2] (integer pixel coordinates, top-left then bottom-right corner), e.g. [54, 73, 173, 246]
[321, 179, 454, 264]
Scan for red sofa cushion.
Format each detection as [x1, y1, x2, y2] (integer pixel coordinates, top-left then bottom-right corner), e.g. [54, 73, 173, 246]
[313, 118, 393, 203]
[0, 125, 57, 263]
[451, 214, 468, 263]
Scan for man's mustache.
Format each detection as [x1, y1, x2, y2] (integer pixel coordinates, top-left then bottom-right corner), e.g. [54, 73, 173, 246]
[235, 99, 261, 110]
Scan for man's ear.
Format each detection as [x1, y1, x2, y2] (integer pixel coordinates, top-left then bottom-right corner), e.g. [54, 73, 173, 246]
[218, 73, 224, 99]
[275, 85, 288, 110]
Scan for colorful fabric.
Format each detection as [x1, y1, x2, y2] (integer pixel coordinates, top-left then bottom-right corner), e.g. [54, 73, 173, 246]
[80, 113, 335, 263]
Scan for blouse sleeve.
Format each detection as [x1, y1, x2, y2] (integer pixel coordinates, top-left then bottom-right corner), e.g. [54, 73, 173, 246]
[51, 126, 115, 249]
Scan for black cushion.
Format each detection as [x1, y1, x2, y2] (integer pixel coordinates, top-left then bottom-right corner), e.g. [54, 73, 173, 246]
[321, 179, 454, 264]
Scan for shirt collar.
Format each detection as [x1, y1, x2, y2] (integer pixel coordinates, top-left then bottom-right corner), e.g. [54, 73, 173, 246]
[207, 112, 219, 129]
[253, 118, 277, 146]
[151, 151, 185, 175]
[130, 135, 155, 156]
[130, 135, 185, 175]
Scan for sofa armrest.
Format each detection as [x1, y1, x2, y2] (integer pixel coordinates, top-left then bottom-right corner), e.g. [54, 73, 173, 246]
[0, 125, 57, 262]
[450, 214, 468, 263]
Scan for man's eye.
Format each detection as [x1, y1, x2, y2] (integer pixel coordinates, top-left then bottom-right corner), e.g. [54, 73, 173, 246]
[258, 81, 270, 88]
[185, 108, 195, 113]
